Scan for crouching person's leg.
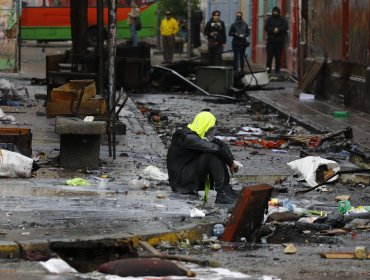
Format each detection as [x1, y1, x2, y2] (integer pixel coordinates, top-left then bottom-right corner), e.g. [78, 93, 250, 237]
[195, 153, 238, 204]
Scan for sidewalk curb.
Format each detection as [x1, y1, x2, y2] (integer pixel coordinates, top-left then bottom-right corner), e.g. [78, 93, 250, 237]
[0, 223, 214, 260]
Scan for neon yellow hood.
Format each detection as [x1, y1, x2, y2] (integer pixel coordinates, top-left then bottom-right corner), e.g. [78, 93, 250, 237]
[187, 111, 217, 138]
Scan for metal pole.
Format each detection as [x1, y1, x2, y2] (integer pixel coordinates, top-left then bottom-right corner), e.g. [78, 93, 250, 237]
[187, 0, 192, 59]
[156, 0, 161, 51]
[107, 0, 117, 159]
[97, 0, 104, 96]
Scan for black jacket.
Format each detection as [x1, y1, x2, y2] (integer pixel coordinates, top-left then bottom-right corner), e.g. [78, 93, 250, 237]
[203, 19, 226, 47]
[229, 20, 250, 49]
[166, 128, 234, 193]
[264, 12, 288, 43]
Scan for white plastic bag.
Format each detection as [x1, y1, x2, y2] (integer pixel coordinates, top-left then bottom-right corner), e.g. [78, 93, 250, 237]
[0, 149, 33, 178]
[287, 156, 340, 187]
[190, 207, 206, 217]
[40, 258, 78, 274]
[141, 165, 168, 181]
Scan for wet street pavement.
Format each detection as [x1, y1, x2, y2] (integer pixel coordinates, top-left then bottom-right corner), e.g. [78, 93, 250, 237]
[0, 45, 369, 279]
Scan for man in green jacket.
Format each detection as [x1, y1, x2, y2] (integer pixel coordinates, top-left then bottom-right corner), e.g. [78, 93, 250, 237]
[166, 111, 239, 204]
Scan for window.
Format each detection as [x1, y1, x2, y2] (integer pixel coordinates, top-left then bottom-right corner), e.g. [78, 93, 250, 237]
[46, 0, 70, 7]
[23, 0, 44, 7]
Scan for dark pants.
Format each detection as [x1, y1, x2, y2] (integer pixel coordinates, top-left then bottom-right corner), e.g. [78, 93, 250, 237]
[233, 47, 246, 73]
[176, 153, 230, 194]
[266, 41, 283, 72]
[162, 35, 175, 63]
[208, 44, 223, 66]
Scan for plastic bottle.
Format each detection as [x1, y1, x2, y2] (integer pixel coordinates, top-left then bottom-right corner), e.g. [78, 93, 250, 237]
[130, 177, 150, 189]
[213, 224, 225, 238]
[282, 198, 294, 212]
[338, 200, 351, 214]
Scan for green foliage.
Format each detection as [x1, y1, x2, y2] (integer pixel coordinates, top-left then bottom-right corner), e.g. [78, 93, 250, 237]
[158, 0, 200, 20]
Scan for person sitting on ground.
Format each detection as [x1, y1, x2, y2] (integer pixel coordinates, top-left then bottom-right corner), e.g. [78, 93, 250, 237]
[166, 110, 239, 204]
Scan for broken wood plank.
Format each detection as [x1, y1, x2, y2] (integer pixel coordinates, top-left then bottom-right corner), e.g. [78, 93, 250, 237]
[46, 98, 106, 117]
[320, 229, 348, 236]
[221, 184, 273, 242]
[139, 240, 218, 267]
[320, 252, 370, 259]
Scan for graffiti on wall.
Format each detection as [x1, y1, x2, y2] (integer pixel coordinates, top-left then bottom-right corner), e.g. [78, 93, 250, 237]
[0, 0, 18, 72]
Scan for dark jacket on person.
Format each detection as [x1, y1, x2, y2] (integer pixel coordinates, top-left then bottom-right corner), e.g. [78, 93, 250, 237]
[229, 19, 250, 49]
[167, 127, 234, 193]
[203, 19, 227, 47]
[264, 7, 288, 43]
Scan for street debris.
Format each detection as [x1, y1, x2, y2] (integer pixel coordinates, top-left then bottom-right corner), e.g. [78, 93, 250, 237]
[141, 165, 169, 180]
[320, 247, 370, 259]
[283, 243, 297, 254]
[40, 258, 78, 274]
[98, 258, 193, 277]
[0, 149, 34, 178]
[287, 156, 340, 187]
[129, 177, 151, 189]
[65, 178, 90, 186]
[190, 207, 206, 218]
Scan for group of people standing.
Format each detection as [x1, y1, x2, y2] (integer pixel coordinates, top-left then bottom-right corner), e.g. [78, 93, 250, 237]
[158, 6, 287, 74]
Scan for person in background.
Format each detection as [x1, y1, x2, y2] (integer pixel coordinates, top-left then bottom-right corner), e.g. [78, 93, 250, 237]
[191, 8, 203, 50]
[264, 6, 288, 74]
[160, 10, 179, 64]
[166, 110, 239, 204]
[203, 10, 226, 66]
[228, 11, 250, 75]
[127, 1, 140, 47]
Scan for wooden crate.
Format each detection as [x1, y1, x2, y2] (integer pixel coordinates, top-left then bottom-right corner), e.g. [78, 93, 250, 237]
[46, 98, 107, 117]
[0, 128, 32, 157]
[50, 80, 96, 102]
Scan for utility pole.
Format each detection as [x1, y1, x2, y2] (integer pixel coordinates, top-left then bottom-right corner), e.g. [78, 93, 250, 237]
[107, 0, 117, 159]
[187, 0, 192, 59]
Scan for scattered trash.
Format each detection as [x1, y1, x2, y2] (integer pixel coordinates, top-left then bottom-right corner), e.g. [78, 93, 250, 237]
[287, 156, 340, 187]
[156, 194, 166, 199]
[95, 175, 109, 188]
[141, 165, 169, 181]
[235, 139, 287, 149]
[338, 200, 352, 214]
[66, 178, 90, 186]
[283, 243, 297, 254]
[299, 92, 315, 101]
[320, 249, 370, 259]
[211, 243, 222, 251]
[0, 149, 34, 178]
[213, 224, 225, 238]
[98, 258, 190, 277]
[83, 116, 94, 122]
[130, 177, 151, 189]
[354, 246, 368, 259]
[335, 195, 351, 201]
[272, 149, 288, 154]
[0, 108, 16, 124]
[190, 208, 206, 218]
[40, 258, 78, 274]
[332, 111, 349, 118]
[282, 198, 294, 212]
[237, 126, 263, 136]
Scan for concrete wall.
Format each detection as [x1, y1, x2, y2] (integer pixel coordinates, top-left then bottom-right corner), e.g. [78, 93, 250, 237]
[0, 0, 19, 72]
